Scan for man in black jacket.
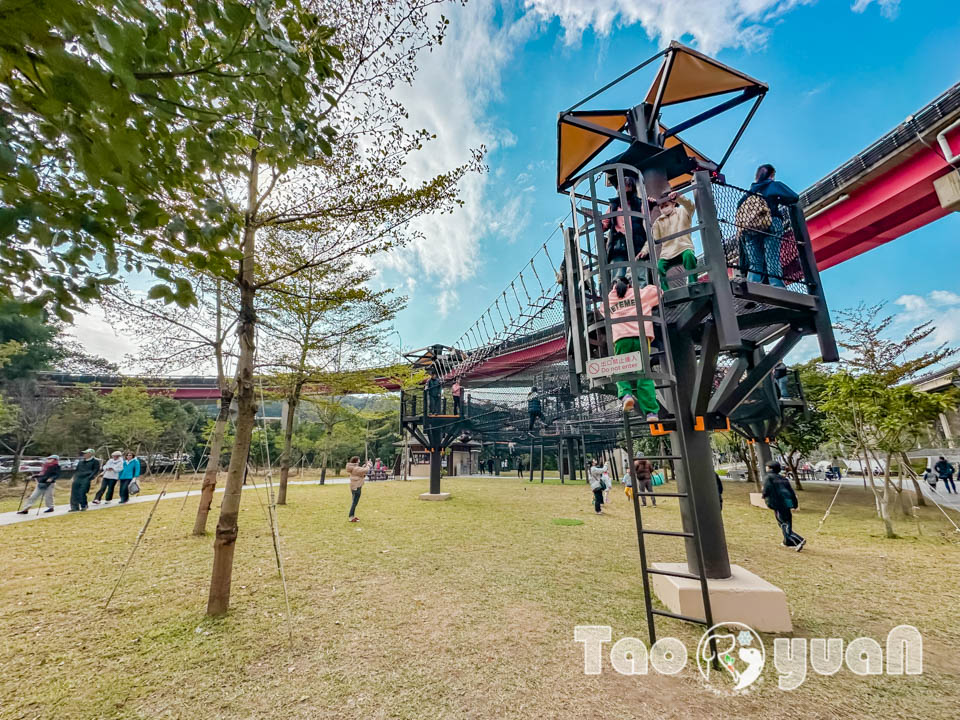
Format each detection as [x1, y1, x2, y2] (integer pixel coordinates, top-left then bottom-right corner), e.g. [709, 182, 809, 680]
[17, 455, 61, 514]
[934, 456, 956, 494]
[70, 449, 101, 512]
[761, 461, 805, 551]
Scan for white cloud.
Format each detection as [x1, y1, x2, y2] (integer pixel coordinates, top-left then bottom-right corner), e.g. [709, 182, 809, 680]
[894, 291, 960, 348]
[522, 0, 815, 53]
[66, 305, 141, 365]
[929, 290, 960, 306]
[851, 0, 900, 19]
[379, 3, 536, 317]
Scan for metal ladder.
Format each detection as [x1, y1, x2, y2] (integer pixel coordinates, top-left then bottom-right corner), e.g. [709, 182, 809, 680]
[617, 174, 716, 655]
[622, 411, 716, 650]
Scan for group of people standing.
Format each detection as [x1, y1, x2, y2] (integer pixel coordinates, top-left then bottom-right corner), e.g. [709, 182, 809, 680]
[17, 449, 142, 514]
[588, 453, 658, 515]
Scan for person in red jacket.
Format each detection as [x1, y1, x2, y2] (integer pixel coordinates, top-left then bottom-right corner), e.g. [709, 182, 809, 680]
[17, 455, 61, 514]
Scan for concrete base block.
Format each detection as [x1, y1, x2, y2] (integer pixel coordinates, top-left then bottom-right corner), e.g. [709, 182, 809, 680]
[419, 492, 451, 501]
[749, 492, 767, 508]
[650, 563, 792, 633]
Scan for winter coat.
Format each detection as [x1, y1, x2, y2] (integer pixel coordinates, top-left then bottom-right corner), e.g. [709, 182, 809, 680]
[36, 460, 61, 484]
[634, 459, 653, 485]
[527, 392, 541, 414]
[651, 195, 696, 261]
[346, 461, 368, 491]
[74, 457, 101, 483]
[103, 457, 124, 479]
[740, 179, 799, 218]
[762, 472, 798, 511]
[425, 377, 441, 398]
[602, 193, 648, 260]
[118, 458, 141, 480]
[935, 460, 955, 478]
[601, 284, 661, 342]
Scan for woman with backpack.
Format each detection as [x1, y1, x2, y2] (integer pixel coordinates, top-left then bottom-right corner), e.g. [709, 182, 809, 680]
[736, 164, 799, 287]
[762, 461, 805, 551]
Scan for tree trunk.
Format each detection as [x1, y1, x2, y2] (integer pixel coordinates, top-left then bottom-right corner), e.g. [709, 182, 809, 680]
[278, 395, 298, 505]
[193, 386, 234, 536]
[899, 451, 926, 507]
[11, 448, 22, 484]
[865, 447, 895, 539]
[207, 143, 259, 616]
[319, 450, 328, 485]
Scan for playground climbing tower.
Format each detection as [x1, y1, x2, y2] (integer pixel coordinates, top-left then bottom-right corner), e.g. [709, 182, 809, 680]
[558, 41, 839, 635]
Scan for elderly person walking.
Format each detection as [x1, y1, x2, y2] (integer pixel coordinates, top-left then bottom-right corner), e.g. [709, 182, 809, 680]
[70, 448, 101, 512]
[345, 455, 371, 522]
[93, 451, 124, 504]
[17, 455, 61, 514]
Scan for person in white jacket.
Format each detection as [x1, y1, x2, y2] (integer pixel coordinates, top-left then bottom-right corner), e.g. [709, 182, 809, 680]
[93, 451, 125, 504]
[643, 191, 698, 291]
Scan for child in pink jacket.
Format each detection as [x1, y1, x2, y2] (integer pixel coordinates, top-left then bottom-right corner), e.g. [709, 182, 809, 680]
[602, 276, 661, 420]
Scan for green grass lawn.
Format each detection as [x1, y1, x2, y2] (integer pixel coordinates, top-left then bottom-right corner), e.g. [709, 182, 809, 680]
[1, 476, 957, 719]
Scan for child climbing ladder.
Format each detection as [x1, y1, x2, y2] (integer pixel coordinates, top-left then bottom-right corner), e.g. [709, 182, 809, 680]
[602, 275, 661, 421]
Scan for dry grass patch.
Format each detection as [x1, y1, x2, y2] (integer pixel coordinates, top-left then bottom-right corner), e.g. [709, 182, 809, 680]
[1, 476, 957, 719]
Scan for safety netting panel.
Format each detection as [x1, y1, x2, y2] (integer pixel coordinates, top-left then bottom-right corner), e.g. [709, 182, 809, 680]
[710, 181, 811, 294]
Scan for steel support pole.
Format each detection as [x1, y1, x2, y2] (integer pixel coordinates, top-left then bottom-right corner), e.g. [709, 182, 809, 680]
[540, 443, 545, 483]
[669, 329, 732, 579]
[429, 427, 442, 495]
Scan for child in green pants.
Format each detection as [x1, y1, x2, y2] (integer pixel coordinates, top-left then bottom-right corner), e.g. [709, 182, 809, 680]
[603, 276, 661, 421]
[646, 191, 697, 291]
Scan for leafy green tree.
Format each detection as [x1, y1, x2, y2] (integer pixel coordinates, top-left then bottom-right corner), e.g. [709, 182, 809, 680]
[98, 385, 162, 455]
[0, 0, 348, 314]
[821, 373, 952, 538]
[0, 298, 59, 379]
[260, 245, 402, 504]
[36, 385, 104, 454]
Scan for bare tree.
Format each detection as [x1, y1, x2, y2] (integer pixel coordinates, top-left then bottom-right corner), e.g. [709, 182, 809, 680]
[102, 276, 239, 535]
[206, 0, 481, 615]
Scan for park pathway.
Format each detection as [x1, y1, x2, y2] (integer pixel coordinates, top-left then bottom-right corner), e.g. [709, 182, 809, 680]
[0, 477, 356, 528]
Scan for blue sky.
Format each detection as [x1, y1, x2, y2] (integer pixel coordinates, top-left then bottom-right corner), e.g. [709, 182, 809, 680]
[378, 0, 960, 360]
[74, 0, 960, 370]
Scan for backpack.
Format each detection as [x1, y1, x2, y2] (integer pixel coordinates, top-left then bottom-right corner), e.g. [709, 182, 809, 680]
[736, 193, 773, 234]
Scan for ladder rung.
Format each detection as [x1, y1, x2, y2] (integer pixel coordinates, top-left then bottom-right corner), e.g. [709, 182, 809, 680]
[642, 529, 694, 538]
[636, 491, 687, 497]
[651, 609, 709, 624]
[646, 567, 701, 581]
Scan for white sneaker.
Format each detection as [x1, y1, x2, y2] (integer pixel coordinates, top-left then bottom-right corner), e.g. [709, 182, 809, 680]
[645, 413, 659, 422]
[621, 394, 636, 412]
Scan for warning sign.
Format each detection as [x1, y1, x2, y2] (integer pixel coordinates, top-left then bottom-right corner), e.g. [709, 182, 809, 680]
[586, 351, 645, 379]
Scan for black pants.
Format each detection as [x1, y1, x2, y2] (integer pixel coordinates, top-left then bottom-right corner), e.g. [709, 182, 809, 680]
[940, 475, 957, 493]
[593, 488, 604, 513]
[118, 478, 131, 503]
[774, 508, 804, 546]
[453, 396, 461, 415]
[428, 394, 440, 414]
[349, 487, 362, 517]
[638, 476, 655, 506]
[94, 477, 117, 502]
[529, 411, 542, 430]
[70, 476, 93, 510]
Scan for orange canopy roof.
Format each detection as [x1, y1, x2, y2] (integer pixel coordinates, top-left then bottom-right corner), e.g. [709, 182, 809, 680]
[645, 42, 764, 107]
[556, 42, 766, 191]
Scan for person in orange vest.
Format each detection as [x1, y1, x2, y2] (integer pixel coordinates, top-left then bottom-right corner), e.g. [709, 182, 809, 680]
[601, 275, 661, 420]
